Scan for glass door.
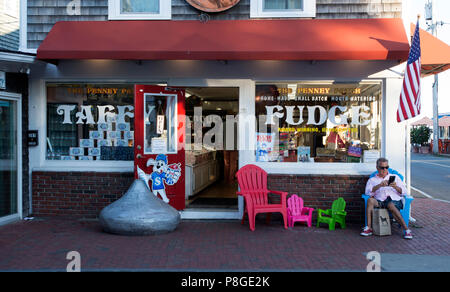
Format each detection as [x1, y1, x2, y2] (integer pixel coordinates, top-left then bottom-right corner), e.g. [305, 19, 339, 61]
[0, 97, 18, 219]
[134, 85, 186, 210]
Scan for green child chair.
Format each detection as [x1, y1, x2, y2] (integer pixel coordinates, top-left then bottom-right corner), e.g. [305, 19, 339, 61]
[316, 197, 347, 230]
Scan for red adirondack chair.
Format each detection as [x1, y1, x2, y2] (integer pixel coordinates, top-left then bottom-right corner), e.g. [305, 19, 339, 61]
[236, 164, 288, 231]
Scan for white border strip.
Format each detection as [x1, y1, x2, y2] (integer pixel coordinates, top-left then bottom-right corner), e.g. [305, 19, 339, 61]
[411, 186, 450, 203]
[411, 160, 450, 169]
[411, 186, 433, 198]
[0, 214, 21, 226]
[180, 209, 241, 220]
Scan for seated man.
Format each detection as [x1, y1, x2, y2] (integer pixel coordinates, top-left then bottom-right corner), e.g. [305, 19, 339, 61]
[361, 157, 413, 239]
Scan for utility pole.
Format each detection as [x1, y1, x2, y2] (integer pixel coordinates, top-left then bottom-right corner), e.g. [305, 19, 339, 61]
[425, 0, 444, 154]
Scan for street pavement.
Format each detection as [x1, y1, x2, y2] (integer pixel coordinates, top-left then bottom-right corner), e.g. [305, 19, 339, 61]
[0, 197, 449, 273]
[1, 153, 448, 273]
[411, 153, 450, 202]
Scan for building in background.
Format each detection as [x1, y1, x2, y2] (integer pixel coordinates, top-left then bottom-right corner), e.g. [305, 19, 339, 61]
[0, 0, 19, 51]
[0, 0, 34, 225]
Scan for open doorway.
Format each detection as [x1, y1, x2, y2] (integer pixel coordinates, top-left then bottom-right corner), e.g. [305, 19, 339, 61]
[184, 87, 239, 210]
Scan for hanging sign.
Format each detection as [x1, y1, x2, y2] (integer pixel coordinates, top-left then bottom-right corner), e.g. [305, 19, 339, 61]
[156, 115, 165, 134]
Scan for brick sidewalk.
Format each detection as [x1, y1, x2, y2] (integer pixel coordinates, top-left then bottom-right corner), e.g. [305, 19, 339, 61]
[0, 198, 449, 272]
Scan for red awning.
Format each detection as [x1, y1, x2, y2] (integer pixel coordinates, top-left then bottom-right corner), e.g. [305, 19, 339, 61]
[439, 116, 450, 127]
[411, 23, 450, 77]
[37, 18, 409, 62]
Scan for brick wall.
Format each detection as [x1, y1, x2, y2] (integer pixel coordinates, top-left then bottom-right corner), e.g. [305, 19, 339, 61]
[268, 174, 368, 224]
[32, 171, 134, 218]
[32, 171, 368, 224]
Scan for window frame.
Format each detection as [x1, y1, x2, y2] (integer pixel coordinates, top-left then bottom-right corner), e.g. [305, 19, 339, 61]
[254, 80, 383, 165]
[143, 93, 178, 155]
[108, 0, 171, 20]
[250, 0, 316, 18]
[44, 82, 137, 165]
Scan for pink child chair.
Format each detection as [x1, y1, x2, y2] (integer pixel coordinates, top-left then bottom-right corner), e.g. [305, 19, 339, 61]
[287, 194, 314, 228]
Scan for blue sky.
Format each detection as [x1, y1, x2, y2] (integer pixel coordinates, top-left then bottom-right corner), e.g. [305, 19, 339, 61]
[404, 0, 450, 118]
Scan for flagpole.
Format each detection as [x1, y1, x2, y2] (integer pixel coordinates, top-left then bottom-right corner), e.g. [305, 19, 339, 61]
[408, 14, 422, 224]
[406, 120, 416, 223]
[406, 122, 410, 194]
[405, 14, 421, 224]
[410, 14, 423, 224]
[429, 0, 440, 155]
[405, 15, 419, 196]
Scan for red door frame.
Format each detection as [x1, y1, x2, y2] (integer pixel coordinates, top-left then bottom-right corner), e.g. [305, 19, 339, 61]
[134, 85, 186, 210]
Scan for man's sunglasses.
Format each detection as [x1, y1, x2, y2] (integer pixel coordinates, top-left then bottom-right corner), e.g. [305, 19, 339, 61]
[378, 166, 389, 170]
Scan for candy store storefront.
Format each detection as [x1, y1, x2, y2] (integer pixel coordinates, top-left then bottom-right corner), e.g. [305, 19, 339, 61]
[29, 18, 411, 223]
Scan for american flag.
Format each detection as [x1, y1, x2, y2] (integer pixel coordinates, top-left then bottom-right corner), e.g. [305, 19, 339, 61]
[397, 20, 421, 122]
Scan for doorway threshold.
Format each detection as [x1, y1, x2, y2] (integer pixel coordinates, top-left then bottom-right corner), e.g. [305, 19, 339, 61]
[180, 208, 241, 220]
[0, 214, 21, 227]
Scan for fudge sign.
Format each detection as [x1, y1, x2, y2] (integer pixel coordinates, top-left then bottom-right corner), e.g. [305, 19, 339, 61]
[185, 0, 240, 12]
[265, 105, 372, 126]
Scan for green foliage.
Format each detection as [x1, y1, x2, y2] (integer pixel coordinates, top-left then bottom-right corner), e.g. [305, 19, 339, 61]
[411, 126, 432, 146]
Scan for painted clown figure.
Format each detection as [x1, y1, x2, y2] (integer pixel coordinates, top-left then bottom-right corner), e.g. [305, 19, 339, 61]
[137, 154, 182, 203]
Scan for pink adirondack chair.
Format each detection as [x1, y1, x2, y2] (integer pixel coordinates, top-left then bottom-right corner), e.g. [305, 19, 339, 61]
[287, 194, 314, 228]
[236, 164, 288, 231]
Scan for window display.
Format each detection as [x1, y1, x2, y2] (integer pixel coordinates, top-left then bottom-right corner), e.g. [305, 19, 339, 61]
[255, 82, 381, 163]
[46, 84, 135, 161]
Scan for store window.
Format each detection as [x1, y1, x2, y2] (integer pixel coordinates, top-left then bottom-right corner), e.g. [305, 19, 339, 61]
[255, 82, 381, 163]
[46, 84, 135, 161]
[250, 0, 315, 18]
[439, 126, 449, 139]
[108, 0, 171, 20]
[265, 0, 302, 10]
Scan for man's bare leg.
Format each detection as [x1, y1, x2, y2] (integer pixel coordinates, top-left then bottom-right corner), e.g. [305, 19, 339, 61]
[366, 198, 379, 229]
[387, 202, 408, 230]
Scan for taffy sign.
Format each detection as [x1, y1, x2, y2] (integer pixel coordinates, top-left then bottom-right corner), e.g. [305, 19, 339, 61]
[56, 105, 134, 125]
